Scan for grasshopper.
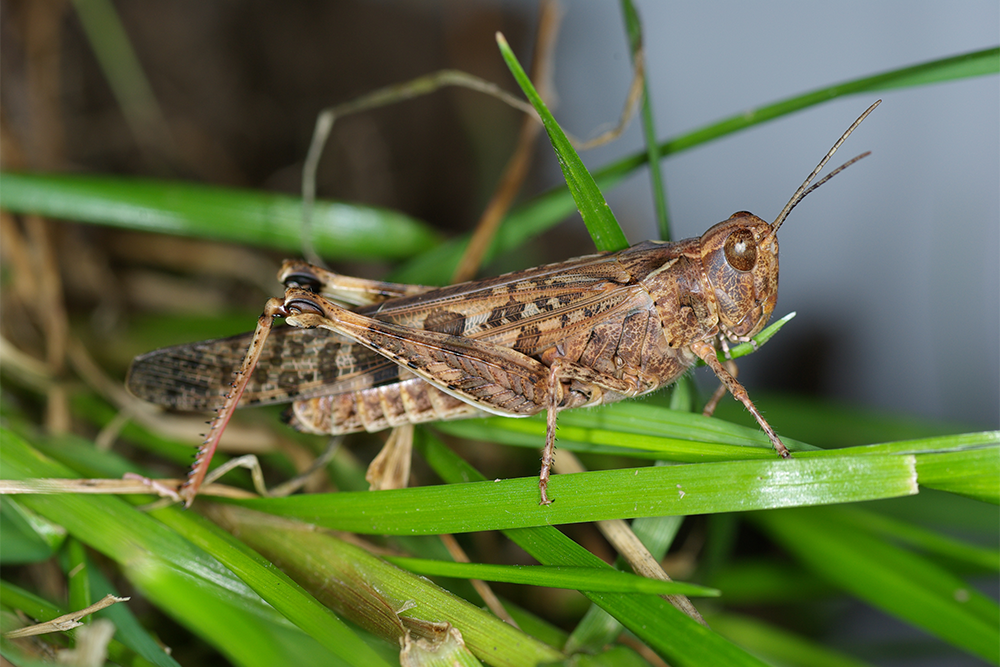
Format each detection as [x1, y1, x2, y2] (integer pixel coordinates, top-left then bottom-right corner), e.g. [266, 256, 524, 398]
[127, 101, 879, 506]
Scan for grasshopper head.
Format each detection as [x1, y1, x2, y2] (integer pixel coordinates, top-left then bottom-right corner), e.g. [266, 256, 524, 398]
[698, 102, 880, 345]
[699, 212, 779, 341]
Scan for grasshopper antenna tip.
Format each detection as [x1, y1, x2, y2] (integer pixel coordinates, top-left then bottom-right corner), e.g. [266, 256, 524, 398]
[770, 100, 881, 235]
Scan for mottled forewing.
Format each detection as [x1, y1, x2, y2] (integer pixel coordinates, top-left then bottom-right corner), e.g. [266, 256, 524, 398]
[126, 328, 403, 410]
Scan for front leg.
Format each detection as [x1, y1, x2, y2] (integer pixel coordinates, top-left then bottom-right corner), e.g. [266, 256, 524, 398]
[689, 339, 791, 459]
[702, 358, 739, 418]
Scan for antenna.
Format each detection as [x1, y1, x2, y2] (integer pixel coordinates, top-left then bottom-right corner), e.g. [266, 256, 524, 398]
[770, 99, 881, 234]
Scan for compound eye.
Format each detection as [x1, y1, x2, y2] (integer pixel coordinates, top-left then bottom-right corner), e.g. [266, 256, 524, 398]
[724, 228, 757, 272]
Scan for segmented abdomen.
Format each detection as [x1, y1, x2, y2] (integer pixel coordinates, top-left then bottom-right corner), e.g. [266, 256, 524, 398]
[287, 377, 487, 434]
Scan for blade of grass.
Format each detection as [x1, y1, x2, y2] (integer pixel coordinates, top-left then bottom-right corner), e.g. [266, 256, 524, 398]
[0, 173, 440, 260]
[65, 539, 91, 622]
[914, 446, 1000, 503]
[0, 496, 64, 562]
[436, 406, 994, 465]
[381, 557, 718, 596]
[234, 448, 918, 535]
[433, 400, 816, 461]
[496, 32, 629, 252]
[711, 393, 980, 449]
[71, 0, 172, 161]
[619, 0, 671, 240]
[615, 47, 1000, 175]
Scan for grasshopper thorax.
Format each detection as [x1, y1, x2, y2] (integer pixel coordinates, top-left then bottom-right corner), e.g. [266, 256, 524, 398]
[699, 211, 779, 342]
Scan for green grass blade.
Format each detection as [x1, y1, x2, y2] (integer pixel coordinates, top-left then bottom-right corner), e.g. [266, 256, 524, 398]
[65, 538, 91, 621]
[235, 449, 918, 535]
[915, 445, 1000, 503]
[0, 172, 440, 260]
[1, 580, 59, 625]
[71, 0, 168, 153]
[382, 558, 718, 596]
[496, 33, 629, 252]
[437, 407, 994, 465]
[608, 47, 1000, 175]
[619, 0, 671, 240]
[0, 497, 63, 563]
[755, 506, 1000, 663]
[805, 431, 999, 457]
[434, 401, 815, 461]
[711, 394, 981, 450]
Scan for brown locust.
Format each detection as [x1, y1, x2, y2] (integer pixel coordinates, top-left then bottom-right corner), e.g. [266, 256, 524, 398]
[127, 101, 879, 506]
